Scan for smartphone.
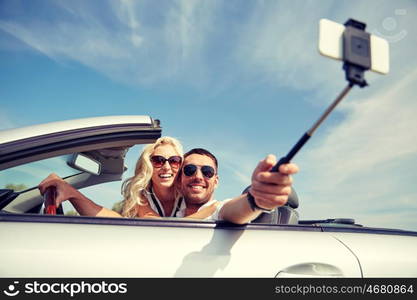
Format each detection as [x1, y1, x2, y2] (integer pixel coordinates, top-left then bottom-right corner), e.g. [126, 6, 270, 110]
[318, 18, 389, 74]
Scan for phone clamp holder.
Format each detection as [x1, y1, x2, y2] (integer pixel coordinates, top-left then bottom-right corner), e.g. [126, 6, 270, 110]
[343, 19, 371, 88]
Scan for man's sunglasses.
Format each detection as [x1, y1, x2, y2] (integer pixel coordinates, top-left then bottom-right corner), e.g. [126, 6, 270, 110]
[150, 155, 182, 168]
[182, 164, 216, 179]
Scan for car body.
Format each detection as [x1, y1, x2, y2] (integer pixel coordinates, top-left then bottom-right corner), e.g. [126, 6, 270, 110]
[1, 116, 417, 277]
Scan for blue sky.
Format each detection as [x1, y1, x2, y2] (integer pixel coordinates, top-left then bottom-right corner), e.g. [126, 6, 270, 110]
[1, 0, 417, 230]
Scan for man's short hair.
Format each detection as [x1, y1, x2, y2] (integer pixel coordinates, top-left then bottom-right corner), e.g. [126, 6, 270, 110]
[184, 148, 218, 169]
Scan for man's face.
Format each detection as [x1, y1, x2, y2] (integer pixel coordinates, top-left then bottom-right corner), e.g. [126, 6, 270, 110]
[179, 153, 219, 205]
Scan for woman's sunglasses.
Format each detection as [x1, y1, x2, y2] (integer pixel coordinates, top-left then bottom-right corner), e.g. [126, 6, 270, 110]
[150, 155, 182, 168]
[182, 164, 216, 179]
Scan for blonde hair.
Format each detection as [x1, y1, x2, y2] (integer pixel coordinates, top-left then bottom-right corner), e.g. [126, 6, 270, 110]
[121, 136, 183, 217]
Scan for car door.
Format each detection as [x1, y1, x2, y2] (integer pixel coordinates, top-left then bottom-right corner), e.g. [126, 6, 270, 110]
[0, 215, 362, 277]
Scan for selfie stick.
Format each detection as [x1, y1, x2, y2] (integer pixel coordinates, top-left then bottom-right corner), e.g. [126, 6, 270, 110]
[270, 18, 370, 173]
[270, 83, 353, 172]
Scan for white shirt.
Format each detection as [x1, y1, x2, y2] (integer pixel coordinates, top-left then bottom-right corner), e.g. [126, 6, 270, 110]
[175, 198, 232, 220]
[144, 189, 232, 220]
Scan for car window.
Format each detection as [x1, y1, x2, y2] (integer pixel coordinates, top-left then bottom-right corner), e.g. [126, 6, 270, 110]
[0, 155, 81, 192]
[62, 146, 142, 216]
[63, 181, 124, 216]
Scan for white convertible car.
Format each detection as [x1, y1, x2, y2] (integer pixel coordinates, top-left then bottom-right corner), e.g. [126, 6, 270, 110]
[1, 116, 416, 277]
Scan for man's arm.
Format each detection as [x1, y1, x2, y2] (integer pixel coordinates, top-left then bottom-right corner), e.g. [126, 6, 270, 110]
[219, 155, 299, 224]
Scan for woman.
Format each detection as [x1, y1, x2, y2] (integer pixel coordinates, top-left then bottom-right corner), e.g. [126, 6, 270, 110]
[38, 136, 185, 218]
[121, 136, 184, 218]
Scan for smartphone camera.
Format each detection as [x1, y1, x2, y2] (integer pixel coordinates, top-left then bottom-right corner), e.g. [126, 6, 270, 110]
[319, 18, 389, 76]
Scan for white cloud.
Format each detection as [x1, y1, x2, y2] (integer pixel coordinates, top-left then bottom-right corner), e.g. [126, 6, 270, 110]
[1, 1, 415, 93]
[236, 0, 335, 90]
[0, 0, 220, 86]
[113, 0, 143, 47]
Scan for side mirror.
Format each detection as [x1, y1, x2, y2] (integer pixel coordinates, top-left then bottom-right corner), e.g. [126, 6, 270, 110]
[67, 153, 101, 175]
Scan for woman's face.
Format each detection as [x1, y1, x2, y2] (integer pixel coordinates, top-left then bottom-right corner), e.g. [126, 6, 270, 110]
[150, 144, 182, 190]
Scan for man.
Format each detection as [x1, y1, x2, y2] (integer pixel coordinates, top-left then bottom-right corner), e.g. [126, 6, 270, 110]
[175, 148, 298, 224]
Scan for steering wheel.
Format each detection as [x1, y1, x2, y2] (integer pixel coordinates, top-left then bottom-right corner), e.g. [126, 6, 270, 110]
[42, 187, 63, 215]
